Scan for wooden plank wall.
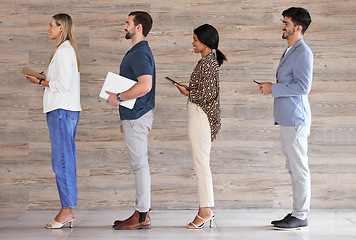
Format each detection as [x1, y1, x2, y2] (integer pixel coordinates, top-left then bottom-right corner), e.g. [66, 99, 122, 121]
[0, 0, 355, 210]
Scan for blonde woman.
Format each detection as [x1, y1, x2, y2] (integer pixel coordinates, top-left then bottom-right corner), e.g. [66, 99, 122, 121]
[25, 13, 81, 229]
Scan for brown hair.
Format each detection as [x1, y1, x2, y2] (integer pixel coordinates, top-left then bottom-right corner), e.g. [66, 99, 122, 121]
[128, 11, 153, 37]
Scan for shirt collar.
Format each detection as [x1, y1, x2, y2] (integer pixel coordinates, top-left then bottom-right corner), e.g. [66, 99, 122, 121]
[127, 40, 148, 54]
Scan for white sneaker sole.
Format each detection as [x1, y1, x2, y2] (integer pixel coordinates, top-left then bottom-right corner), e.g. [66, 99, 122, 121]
[274, 226, 308, 231]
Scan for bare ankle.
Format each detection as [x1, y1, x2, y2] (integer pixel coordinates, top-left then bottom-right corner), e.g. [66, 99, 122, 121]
[198, 207, 212, 217]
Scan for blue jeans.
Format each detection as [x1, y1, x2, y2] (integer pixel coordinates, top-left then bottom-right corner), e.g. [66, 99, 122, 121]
[46, 109, 80, 208]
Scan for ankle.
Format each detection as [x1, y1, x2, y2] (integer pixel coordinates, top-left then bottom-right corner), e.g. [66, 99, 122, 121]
[198, 207, 212, 217]
[55, 208, 74, 222]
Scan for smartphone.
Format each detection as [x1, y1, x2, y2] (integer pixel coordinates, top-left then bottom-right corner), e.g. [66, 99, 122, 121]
[165, 77, 183, 86]
[253, 80, 260, 84]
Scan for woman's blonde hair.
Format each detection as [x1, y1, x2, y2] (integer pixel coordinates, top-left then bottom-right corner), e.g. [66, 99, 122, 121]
[52, 13, 81, 71]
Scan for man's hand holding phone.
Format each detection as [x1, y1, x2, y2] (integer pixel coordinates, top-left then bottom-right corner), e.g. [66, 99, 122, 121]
[255, 80, 272, 95]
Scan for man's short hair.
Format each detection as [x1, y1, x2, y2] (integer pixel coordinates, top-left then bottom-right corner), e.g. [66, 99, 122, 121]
[129, 11, 153, 37]
[282, 7, 311, 35]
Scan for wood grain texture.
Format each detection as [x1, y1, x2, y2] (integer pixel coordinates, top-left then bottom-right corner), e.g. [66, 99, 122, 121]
[0, 0, 355, 210]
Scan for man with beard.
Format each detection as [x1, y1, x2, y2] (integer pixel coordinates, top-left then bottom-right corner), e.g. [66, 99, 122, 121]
[106, 11, 155, 230]
[258, 7, 313, 230]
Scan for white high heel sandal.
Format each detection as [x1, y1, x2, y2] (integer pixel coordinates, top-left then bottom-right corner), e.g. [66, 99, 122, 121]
[187, 214, 215, 229]
[46, 218, 75, 229]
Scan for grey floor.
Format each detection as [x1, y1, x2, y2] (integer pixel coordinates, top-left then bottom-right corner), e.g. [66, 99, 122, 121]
[1, 209, 356, 240]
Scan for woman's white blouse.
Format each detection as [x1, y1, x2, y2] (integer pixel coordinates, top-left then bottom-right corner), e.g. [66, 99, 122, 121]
[43, 40, 81, 113]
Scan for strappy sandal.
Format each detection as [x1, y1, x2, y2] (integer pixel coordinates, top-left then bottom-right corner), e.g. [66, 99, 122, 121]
[187, 214, 215, 229]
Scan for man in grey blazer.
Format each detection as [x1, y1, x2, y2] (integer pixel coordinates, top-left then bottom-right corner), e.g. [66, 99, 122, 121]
[258, 7, 313, 230]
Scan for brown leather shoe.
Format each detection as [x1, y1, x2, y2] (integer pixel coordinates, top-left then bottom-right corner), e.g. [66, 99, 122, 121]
[113, 209, 151, 225]
[113, 211, 151, 230]
[113, 211, 135, 225]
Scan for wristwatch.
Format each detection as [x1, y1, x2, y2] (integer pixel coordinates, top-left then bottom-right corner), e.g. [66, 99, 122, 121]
[116, 93, 122, 101]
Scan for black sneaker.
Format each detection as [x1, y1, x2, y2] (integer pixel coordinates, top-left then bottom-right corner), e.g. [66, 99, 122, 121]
[271, 213, 292, 225]
[274, 216, 308, 230]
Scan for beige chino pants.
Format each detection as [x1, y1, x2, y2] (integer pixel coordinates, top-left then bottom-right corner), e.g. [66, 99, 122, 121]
[188, 101, 214, 207]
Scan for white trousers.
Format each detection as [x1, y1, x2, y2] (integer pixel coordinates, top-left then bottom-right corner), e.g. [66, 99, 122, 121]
[188, 102, 214, 207]
[280, 125, 311, 220]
